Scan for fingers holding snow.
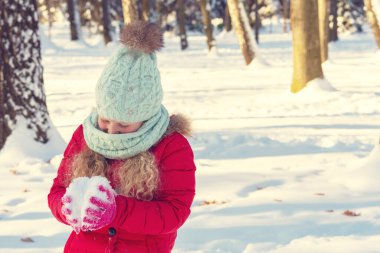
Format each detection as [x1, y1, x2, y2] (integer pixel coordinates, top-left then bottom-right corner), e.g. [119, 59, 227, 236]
[61, 176, 116, 233]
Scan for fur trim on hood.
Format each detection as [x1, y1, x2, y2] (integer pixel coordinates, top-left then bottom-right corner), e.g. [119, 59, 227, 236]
[164, 114, 192, 137]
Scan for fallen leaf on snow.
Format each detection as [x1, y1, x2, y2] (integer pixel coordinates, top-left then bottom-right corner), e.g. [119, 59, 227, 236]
[10, 169, 19, 175]
[21, 237, 34, 243]
[343, 210, 360, 217]
[201, 200, 227, 206]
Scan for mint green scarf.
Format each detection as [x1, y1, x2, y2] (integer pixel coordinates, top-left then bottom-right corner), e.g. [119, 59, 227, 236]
[83, 106, 169, 159]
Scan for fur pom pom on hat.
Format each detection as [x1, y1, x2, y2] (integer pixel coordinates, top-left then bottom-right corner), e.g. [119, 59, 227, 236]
[95, 21, 166, 123]
[120, 21, 163, 53]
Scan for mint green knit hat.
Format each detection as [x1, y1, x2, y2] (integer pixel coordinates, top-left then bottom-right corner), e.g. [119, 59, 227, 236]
[96, 22, 164, 123]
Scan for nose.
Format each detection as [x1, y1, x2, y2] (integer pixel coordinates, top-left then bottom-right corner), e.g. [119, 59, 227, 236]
[106, 123, 117, 134]
[107, 123, 119, 134]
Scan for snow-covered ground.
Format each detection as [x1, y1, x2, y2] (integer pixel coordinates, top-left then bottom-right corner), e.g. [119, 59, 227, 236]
[0, 23, 380, 252]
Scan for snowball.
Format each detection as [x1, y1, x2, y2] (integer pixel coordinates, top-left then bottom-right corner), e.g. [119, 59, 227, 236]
[65, 176, 115, 227]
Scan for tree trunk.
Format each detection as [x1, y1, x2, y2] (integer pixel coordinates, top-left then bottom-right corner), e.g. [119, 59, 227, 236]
[364, 0, 380, 48]
[224, 3, 232, 32]
[46, 0, 53, 39]
[282, 0, 289, 32]
[121, 0, 137, 24]
[176, 0, 188, 50]
[319, 0, 330, 62]
[246, 0, 255, 26]
[329, 0, 338, 42]
[67, 0, 79, 40]
[102, 0, 112, 44]
[291, 0, 324, 93]
[227, 0, 256, 65]
[156, 0, 164, 27]
[199, 0, 215, 51]
[0, 0, 50, 150]
[254, 0, 260, 43]
[142, 0, 150, 21]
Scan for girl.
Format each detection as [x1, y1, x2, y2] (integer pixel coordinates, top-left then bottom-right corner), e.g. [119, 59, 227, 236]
[48, 21, 196, 253]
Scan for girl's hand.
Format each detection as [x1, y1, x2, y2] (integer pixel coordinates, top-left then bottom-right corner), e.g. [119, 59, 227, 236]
[61, 194, 81, 234]
[61, 176, 116, 233]
[81, 184, 116, 231]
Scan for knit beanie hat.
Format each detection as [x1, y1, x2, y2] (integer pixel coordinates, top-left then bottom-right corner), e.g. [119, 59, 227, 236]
[95, 21, 164, 123]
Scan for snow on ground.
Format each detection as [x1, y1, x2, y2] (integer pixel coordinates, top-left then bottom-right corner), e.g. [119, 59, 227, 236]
[0, 23, 380, 252]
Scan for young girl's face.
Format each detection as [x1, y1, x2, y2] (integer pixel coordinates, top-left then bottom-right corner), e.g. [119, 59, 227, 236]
[97, 117, 143, 134]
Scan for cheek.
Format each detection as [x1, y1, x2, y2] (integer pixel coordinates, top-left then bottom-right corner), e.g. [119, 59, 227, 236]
[130, 125, 139, 132]
[131, 123, 143, 132]
[120, 127, 135, 133]
[120, 123, 142, 133]
[98, 120, 107, 130]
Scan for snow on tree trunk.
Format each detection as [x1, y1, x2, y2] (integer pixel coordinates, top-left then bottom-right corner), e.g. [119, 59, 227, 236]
[364, 0, 380, 49]
[102, 0, 112, 45]
[319, 0, 330, 62]
[67, 0, 79, 41]
[373, 0, 380, 19]
[329, 0, 338, 42]
[0, 0, 68, 165]
[291, 0, 324, 93]
[176, 0, 188, 50]
[121, 0, 138, 24]
[227, 0, 256, 65]
[199, 0, 215, 51]
[0, 0, 50, 149]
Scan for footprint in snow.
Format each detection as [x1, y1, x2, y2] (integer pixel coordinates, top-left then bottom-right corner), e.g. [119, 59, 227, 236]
[6, 198, 25, 206]
[237, 179, 283, 198]
[26, 177, 44, 182]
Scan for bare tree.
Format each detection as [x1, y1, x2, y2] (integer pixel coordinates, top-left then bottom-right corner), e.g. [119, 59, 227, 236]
[142, 0, 150, 21]
[156, 0, 164, 27]
[176, 0, 188, 50]
[67, 0, 79, 40]
[0, 0, 50, 149]
[224, 3, 232, 32]
[254, 0, 260, 43]
[121, 0, 138, 24]
[319, 0, 330, 62]
[282, 0, 289, 32]
[227, 0, 256, 65]
[199, 0, 215, 51]
[102, 0, 112, 44]
[45, 0, 54, 38]
[329, 0, 338, 41]
[291, 0, 324, 93]
[364, 0, 380, 48]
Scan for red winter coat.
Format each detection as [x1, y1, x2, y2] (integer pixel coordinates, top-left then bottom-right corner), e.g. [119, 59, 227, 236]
[48, 125, 196, 253]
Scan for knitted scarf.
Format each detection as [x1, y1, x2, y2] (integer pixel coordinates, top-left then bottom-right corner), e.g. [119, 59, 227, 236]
[83, 106, 169, 159]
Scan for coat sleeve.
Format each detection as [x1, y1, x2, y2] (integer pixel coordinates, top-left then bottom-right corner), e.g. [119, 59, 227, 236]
[111, 133, 196, 235]
[47, 125, 83, 225]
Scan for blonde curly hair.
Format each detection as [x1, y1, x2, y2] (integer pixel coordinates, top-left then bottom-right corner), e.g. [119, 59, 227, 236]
[66, 146, 159, 201]
[64, 114, 192, 201]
